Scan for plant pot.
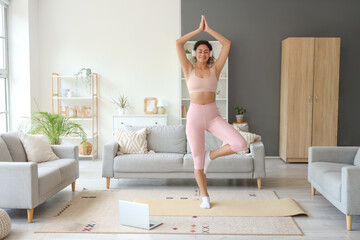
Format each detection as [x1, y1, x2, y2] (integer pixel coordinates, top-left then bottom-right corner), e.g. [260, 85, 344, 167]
[236, 115, 244, 122]
[79, 142, 92, 155]
[118, 108, 126, 115]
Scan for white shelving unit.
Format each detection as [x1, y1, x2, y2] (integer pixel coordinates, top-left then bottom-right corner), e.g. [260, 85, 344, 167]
[51, 73, 99, 160]
[180, 41, 229, 125]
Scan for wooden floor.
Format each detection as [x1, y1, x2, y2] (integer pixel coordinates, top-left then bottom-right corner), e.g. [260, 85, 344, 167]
[3, 158, 359, 240]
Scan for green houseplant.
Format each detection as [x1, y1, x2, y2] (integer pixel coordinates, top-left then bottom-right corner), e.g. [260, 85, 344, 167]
[185, 49, 192, 60]
[74, 68, 92, 95]
[112, 94, 129, 115]
[24, 112, 87, 145]
[233, 105, 247, 122]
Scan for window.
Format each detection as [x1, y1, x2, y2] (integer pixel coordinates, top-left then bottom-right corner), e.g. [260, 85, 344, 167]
[0, 1, 8, 132]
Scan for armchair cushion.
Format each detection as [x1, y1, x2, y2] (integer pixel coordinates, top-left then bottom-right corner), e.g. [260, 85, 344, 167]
[18, 132, 59, 163]
[0, 137, 12, 162]
[39, 158, 77, 182]
[0, 132, 27, 162]
[37, 167, 61, 196]
[310, 162, 351, 201]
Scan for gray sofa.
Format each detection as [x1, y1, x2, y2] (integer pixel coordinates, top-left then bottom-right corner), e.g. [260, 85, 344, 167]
[308, 146, 360, 230]
[0, 132, 79, 223]
[102, 125, 265, 189]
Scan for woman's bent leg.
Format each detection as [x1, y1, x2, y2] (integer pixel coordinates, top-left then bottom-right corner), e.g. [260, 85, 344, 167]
[207, 116, 247, 159]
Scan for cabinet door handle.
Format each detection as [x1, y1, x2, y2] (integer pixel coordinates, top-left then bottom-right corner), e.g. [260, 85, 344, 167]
[155, 122, 158, 125]
[121, 122, 124, 124]
[315, 95, 318, 102]
[308, 95, 312, 103]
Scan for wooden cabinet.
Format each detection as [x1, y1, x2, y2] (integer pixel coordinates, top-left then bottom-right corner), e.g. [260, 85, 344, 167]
[279, 37, 340, 162]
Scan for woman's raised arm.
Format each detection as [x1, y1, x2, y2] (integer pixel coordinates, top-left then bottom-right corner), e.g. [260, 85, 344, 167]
[176, 16, 205, 78]
[204, 17, 231, 78]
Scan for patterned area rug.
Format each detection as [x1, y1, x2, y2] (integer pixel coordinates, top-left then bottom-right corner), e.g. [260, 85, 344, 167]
[36, 189, 306, 235]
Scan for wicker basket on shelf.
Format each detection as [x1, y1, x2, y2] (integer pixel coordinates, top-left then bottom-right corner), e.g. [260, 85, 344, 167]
[79, 142, 92, 155]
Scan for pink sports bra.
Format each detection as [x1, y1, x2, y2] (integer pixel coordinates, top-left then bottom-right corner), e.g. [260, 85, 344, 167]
[186, 68, 218, 94]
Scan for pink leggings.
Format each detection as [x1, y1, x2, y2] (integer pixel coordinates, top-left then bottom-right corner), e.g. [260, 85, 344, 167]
[186, 102, 247, 170]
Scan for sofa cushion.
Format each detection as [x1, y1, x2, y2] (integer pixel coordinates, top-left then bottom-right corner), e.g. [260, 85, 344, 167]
[120, 125, 186, 154]
[113, 128, 151, 154]
[18, 132, 59, 163]
[114, 153, 184, 172]
[183, 153, 253, 173]
[39, 159, 76, 182]
[0, 132, 27, 162]
[0, 136, 12, 162]
[310, 162, 350, 201]
[186, 131, 223, 153]
[37, 167, 61, 196]
[354, 148, 360, 166]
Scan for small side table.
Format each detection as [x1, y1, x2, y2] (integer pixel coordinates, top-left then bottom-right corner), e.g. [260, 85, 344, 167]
[232, 122, 249, 132]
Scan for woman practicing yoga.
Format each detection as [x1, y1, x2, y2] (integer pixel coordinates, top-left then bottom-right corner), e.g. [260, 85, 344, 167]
[176, 15, 247, 209]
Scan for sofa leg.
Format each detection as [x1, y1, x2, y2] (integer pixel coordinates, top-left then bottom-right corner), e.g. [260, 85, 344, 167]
[257, 178, 262, 189]
[72, 181, 76, 192]
[346, 215, 352, 231]
[311, 185, 316, 195]
[27, 209, 33, 223]
[106, 177, 110, 189]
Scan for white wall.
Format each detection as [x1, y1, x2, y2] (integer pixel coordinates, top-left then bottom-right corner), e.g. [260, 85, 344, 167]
[29, 0, 40, 112]
[36, 0, 181, 155]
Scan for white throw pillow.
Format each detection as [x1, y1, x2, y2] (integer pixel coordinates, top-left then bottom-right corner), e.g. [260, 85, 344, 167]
[222, 125, 262, 154]
[18, 131, 59, 163]
[113, 128, 154, 155]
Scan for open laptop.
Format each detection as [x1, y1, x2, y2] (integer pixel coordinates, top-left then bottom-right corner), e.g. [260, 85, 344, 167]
[119, 200, 162, 230]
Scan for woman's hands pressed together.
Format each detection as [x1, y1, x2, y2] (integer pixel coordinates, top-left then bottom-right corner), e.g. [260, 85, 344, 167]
[198, 15, 205, 32]
[198, 15, 211, 32]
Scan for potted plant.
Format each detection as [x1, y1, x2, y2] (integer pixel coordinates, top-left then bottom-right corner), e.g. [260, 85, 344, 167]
[74, 68, 92, 95]
[21, 112, 93, 155]
[233, 105, 247, 122]
[112, 94, 129, 115]
[21, 112, 87, 145]
[185, 49, 192, 60]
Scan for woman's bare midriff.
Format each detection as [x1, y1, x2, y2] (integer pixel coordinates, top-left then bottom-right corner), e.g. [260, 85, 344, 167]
[190, 92, 216, 105]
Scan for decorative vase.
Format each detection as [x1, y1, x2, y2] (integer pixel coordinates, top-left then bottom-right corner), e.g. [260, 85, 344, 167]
[236, 115, 244, 122]
[79, 142, 92, 155]
[158, 107, 166, 114]
[118, 108, 126, 115]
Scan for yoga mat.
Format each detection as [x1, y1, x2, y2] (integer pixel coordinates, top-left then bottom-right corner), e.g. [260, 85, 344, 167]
[134, 198, 307, 217]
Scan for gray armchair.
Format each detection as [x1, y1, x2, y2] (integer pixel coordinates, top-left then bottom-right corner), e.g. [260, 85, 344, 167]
[308, 146, 360, 230]
[0, 132, 79, 223]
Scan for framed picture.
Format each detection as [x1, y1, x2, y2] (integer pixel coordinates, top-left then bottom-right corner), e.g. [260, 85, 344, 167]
[144, 97, 157, 114]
